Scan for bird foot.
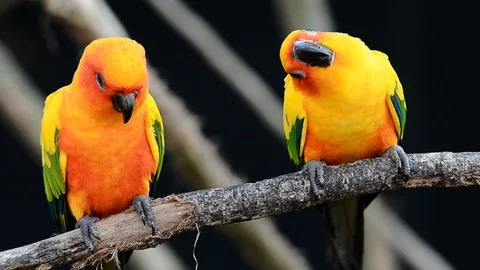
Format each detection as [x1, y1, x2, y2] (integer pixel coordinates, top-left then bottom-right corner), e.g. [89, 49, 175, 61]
[303, 160, 327, 200]
[75, 215, 100, 252]
[383, 145, 411, 177]
[133, 195, 156, 235]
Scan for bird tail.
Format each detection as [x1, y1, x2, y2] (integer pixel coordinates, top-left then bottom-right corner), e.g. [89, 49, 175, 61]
[321, 197, 365, 270]
[85, 250, 133, 270]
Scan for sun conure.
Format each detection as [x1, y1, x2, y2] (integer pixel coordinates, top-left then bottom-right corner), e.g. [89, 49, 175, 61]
[280, 30, 409, 270]
[40, 37, 165, 269]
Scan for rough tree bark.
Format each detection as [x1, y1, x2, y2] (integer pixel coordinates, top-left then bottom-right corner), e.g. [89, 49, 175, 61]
[0, 152, 478, 270]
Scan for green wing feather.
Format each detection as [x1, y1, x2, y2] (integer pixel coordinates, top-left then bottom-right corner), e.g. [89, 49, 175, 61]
[283, 75, 308, 168]
[150, 119, 164, 197]
[388, 80, 407, 143]
[285, 116, 305, 167]
[42, 130, 68, 232]
[41, 90, 69, 232]
[373, 50, 407, 143]
[145, 93, 165, 198]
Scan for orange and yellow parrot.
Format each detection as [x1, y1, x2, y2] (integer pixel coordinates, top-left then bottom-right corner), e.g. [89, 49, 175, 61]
[40, 37, 165, 268]
[280, 30, 409, 270]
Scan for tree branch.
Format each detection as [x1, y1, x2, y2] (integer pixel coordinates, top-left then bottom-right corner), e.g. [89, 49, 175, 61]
[0, 152, 478, 269]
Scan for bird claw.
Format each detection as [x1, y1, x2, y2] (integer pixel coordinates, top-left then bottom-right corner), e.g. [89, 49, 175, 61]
[303, 160, 327, 200]
[133, 195, 156, 235]
[384, 145, 411, 177]
[75, 215, 100, 252]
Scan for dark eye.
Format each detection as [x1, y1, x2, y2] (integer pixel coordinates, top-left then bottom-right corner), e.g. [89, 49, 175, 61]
[96, 73, 106, 90]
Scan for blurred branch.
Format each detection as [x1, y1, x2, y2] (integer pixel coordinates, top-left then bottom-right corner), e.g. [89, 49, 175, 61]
[128, 243, 188, 270]
[41, 0, 310, 269]
[366, 197, 455, 270]
[363, 218, 399, 270]
[273, 0, 336, 35]
[0, 40, 43, 159]
[146, 0, 284, 138]
[0, 151, 478, 269]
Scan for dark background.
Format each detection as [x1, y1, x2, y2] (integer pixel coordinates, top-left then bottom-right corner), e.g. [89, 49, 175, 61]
[0, 0, 478, 269]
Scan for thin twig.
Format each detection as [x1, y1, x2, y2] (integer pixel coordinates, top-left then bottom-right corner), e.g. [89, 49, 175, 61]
[40, 0, 312, 269]
[0, 151, 478, 269]
[193, 223, 201, 270]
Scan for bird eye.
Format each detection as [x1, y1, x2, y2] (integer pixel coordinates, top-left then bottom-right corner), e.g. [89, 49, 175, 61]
[96, 73, 106, 90]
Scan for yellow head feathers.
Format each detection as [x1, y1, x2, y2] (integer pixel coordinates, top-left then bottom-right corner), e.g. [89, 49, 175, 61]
[279, 30, 376, 97]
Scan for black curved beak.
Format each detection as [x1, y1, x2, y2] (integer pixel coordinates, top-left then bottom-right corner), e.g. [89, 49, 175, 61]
[112, 92, 136, 124]
[293, 40, 334, 68]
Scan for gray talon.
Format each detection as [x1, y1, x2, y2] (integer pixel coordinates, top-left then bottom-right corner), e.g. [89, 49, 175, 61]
[134, 199, 146, 225]
[385, 145, 411, 176]
[75, 215, 100, 252]
[133, 195, 156, 235]
[303, 160, 327, 199]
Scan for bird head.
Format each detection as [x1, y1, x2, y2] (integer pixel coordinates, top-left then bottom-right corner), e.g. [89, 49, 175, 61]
[279, 30, 374, 96]
[72, 37, 149, 124]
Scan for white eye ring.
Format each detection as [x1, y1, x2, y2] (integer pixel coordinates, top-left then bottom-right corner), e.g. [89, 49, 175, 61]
[96, 73, 106, 90]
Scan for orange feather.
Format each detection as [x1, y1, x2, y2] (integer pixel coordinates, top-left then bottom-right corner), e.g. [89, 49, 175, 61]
[59, 37, 155, 220]
[59, 105, 155, 220]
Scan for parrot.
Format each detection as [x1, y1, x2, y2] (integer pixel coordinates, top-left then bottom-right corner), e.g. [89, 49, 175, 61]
[40, 37, 165, 269]
[280, 30, 409, 270]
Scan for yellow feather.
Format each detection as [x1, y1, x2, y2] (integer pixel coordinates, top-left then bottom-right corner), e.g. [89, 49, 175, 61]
[280, 31, 404, 165]
[280, 30, 407, 270]
[373, 50, 407, 140]
[59, 150, 67, 180]
[145, 93, 165, 179]
[283, 75, 308, 161]
[40, 87, 66, 178]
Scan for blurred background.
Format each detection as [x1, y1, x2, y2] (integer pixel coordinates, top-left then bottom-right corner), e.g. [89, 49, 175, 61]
[0, 0, 478, 269]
